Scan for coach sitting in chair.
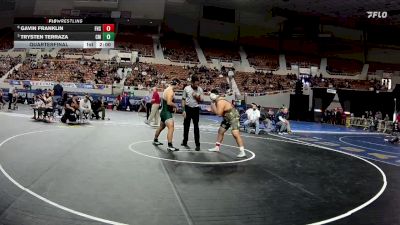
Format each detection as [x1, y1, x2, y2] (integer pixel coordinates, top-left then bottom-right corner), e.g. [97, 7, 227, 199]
[92, 96, 106, 120]
[79, 94, 94, 120]
[275, 107, 291, 134]
[41, 92, 54, 122]
[244, 103, 261, 135]
[61, 95, 79, 123]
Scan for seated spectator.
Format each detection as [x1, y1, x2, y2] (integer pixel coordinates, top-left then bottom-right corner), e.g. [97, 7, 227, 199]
[275, 107, 291, 134]
[11, 90, 19, 110]
[384, 114, 390, 122]
[0, 91, 5, 109]
[261, 108, 275, 131]
[61, 95, 79, 123]
[79, 94, 94, 120]
[244, 103, 261, 135]
[41, 92, 54, 122]
[32, 95, 44, 120]
[92, 96, 106, 120]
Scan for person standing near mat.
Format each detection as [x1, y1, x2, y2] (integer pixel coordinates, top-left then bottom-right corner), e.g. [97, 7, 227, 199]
[8, 83, 15, 110]
[146, 86, 161, 126]
[153, 80, 180, 151]
[181, 76, 203, 151]
[207, 89, 246, 158]
[145, 89, 153, 120]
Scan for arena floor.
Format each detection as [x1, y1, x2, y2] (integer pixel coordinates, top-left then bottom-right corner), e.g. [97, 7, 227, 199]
[0, 106, 399, 225]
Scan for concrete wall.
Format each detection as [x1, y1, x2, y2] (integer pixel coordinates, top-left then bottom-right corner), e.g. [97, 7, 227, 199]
[33, 0, 73, 15]
[119, 0, 165, 20]
[0, 11, 14, 29]
[367, 48, 400, 64]
[199, 19, 238, 41]
[164, 1, 200, 35]
[14, 0, 36, 17]
[245, 91, 291, 108]
[323, 25, 363, 41]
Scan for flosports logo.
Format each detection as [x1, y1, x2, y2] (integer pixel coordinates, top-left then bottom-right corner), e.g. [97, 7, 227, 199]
[366, 11, 388, 18]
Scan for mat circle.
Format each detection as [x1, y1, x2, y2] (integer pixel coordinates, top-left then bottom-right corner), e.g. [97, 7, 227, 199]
[129, 140, 256, 165]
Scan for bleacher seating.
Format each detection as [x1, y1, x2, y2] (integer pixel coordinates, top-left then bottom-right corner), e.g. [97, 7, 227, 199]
[239, 37, 279, 51]
[200, 38, 240, 62]
[326, 57, 363, 75]
[282, 39, 319, 55]
[285, 54, 321, 68]
[7, 58, 118, 84]
[115, 25, 156, 57]
[58, 49, 101, 56]
[0, 29, 13, 51]
[0, 56, 21, 78]
[245, 47, 279, 70]
[308, 76, 384, 91]
[161, 33, 198, 63]
[115, 34, 154, 56]
[234, 72, 297, 94]
[368, 62, 400, 73]
[124, 63, 229, 93]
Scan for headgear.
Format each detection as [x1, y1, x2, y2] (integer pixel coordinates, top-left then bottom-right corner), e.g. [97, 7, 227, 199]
[209, 89, 219, 101]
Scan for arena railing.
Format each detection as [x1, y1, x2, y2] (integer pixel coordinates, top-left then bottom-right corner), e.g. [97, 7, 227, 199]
[327, 71, 359, 76]
[244, 89, 293, 96]
[165, 57, 200, 65]
[253, 66, 279, 72]
[349, 117, 393, 133]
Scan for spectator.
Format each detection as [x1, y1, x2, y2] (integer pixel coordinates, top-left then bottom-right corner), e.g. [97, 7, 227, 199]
[384, 114, 390, 122]
[8, 84, 15, 110]
[375, 111, 383, 120]
[145, 89, 152, 120]
[32, 95, 44, 120]
[53, 82, 63, 102]
[61, 95, 79, 123]
[79, 95, 94, 119]
[275, 107, 291, 134]
[146, 87, 161, 126]
[244, 103, 261, 135]
[261, 108, 275, 131]
[41, 92, 54, 122]
[0, 91, 5, 109]
[92, 96, 106, 120]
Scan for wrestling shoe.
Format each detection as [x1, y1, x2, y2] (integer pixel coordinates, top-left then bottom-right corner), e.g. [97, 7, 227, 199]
[167, 146, 179, 151]
[208, 146, 220, 152]
[195, 146, 201, 151]
[237, 150, 246, 158]
[153, 141, 163, 146]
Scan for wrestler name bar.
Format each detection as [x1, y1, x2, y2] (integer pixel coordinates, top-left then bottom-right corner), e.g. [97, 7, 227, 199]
[14, 24, 109, 32]
[14, 32, 107, 41]
[13, 41, 114, 49]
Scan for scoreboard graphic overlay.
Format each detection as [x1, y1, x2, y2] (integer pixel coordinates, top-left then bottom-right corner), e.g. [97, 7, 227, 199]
[14, 18, 115, 49]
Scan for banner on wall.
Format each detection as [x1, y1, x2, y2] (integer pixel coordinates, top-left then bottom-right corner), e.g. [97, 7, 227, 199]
[8, 80, 21, 85]
[61, 82, 77, 88]
[7, 80, 105, 89]
[30, 81, 55, 87]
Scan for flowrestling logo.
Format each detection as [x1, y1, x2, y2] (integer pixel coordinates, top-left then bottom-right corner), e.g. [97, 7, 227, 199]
[366, 11, 388, 18]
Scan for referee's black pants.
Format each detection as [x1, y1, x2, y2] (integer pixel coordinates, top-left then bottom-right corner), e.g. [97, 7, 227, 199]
[183, 106, 200, 147]
[146, 103, 152, 119]
[8, 93, 12, 109]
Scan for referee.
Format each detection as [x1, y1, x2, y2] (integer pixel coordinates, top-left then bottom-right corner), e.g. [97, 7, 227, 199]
[181, 76, 203, 151]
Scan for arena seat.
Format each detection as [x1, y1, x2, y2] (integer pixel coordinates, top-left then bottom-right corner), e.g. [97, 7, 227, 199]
[245, 46, 279, 70]
[161, 33, 199, 63]
[326, 57, 364, 75]
[368, 62, 400, 73]
[200, 38, 240, 62]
